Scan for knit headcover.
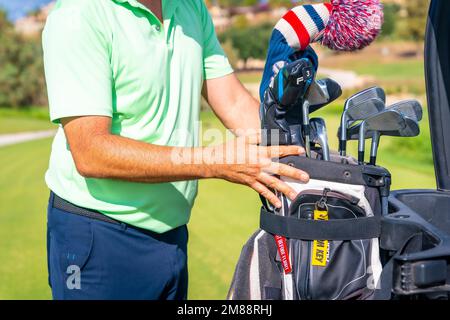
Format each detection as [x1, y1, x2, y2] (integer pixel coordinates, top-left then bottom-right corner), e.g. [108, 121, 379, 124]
[260, 3, 331, 101]
[259, 0, 383, 101]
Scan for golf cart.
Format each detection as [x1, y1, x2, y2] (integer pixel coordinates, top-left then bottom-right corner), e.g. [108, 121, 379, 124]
[382, 0, 450, 298]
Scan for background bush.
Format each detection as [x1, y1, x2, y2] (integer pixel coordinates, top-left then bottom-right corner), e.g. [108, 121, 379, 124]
[0, 10, 47, 109]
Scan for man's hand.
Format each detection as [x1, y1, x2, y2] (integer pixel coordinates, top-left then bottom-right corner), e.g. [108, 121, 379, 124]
[206, 136, 308, 208]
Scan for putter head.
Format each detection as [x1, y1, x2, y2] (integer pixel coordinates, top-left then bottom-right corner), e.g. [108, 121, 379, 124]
[388, 99, 423, 122]
[310, 117, 330, 161]
[308, 78, 343, 113]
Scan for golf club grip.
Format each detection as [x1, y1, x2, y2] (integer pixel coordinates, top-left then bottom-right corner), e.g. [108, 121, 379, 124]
[339, 140, 346, 155]
[358, 151, 364, 164]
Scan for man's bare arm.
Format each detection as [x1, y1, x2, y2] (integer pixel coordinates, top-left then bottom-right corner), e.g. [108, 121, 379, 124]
[62, 116, 309, 208]
[202, 73, 260, 133]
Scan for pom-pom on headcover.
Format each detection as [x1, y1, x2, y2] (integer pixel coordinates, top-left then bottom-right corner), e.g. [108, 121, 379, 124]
[259, 0, 383, 101]
[321, 0, 384, 51]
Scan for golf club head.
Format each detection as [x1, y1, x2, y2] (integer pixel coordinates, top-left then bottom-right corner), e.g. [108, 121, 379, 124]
[345, 97, 386, 123]
[271, 58, 315, 109]
[364, 109, 406, 133]
[369, 117, 420, 165]
[388, 99, 423, 122]
[308, 78, 343, 113]
[345, 115, 420, 140]
[310, 117, 330, 161]
[338, 87, 386, 155]
[345, 86, 386, 111]
[358, 109, 406, 163]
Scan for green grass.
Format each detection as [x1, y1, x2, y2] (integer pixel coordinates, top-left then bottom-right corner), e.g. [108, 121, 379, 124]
[0, 110, 436, 300]
[0, 107, 55, 134]
[353, 60, 424, 80]
[0, 139, 53, 299]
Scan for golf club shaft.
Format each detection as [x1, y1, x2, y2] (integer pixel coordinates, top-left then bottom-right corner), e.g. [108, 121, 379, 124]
[322, 144, 330, 161]
[302, 100, 311, 157]
[370, 132, 381, 165]
[304, 133, 311, 157]
[339, 110, 348, 156]
[358, 124, 366, 164]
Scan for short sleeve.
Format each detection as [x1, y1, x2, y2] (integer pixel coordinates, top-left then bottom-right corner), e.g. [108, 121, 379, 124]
[42, 7, 113, 123]
[200, 2, 234, 80]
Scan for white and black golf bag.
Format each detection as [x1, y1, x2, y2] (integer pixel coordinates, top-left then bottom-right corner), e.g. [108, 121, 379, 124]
[228, 153, 391, 300]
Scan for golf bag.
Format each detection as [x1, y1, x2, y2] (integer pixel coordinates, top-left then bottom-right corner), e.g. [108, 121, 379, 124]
[227, 153, 391, 300]
[228, 55, 392, 300]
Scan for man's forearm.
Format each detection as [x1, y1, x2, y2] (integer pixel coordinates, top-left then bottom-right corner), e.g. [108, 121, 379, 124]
[227, 91, 260, 135]
[74, 133, 212, 183]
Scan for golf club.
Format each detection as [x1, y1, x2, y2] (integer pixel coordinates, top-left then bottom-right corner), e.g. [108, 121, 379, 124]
[294, 78, 341, 151]
[271, 58, 315, 112]
[369, 100, 422, 165]
[260, 58, 314, 146]
[388, 99, 423, 121]
[339, 87, 386, 156]
[358, 109, 407, 164]
[307, 78, 343, 111]
[310, 118, 330, 161]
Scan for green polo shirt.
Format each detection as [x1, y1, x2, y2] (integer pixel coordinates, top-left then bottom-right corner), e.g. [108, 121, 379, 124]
[43, 0, 233, 233]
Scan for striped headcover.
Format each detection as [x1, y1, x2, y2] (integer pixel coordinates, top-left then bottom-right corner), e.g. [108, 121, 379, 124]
[259, 4, 332, 101]
[275, 3, 332, 51]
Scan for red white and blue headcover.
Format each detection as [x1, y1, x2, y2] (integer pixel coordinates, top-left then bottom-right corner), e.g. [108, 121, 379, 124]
[274, 3, 333, 51]
[259, 0, 383, 101]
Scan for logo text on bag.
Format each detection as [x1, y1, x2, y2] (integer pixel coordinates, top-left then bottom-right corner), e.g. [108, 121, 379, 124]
[312, 209, 330, 267]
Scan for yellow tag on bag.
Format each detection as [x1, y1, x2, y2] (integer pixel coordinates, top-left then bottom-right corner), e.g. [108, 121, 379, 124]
[311, 209, 329, 267]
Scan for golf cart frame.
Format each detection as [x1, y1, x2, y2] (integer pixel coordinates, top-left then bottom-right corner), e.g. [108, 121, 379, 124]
[382, 0, 450, 298]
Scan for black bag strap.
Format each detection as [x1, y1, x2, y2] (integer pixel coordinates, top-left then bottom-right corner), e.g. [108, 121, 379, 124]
[260, 208, 381, 241]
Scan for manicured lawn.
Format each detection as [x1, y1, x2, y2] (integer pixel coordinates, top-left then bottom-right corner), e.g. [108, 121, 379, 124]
[0, 107, 55, 134]
[0, 139, 53, 299]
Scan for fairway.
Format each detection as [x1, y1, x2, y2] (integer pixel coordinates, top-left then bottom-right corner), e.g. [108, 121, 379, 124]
[0, 111, 436, 299]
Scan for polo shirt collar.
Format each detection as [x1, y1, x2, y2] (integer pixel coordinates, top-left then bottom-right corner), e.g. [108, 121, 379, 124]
[112, 0, 179, 20]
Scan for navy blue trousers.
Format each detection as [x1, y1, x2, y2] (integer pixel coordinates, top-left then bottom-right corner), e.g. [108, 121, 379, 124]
[47, 192, 188, 300]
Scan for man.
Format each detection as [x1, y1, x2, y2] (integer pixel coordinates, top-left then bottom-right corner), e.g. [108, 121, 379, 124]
[43, 0, 309, 300]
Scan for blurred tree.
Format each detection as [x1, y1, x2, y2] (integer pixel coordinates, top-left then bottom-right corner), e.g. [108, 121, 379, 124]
[220, 23, 271, 69]
[221, 39, 240, 69]
[233, 14, 249, 28]
[0, 10, 47, 108]
[401, 0, 429, 43]
[380, 3, 400, 39]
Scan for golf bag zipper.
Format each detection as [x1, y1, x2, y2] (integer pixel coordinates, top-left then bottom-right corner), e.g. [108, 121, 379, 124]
[299, 209, 313, 300]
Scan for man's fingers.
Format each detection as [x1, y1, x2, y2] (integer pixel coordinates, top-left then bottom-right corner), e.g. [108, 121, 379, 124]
[263, 162, 310, 182]
[261, 145, 305, 159]
[258, 172, 298, 200]
[250, 181, 281, 208]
